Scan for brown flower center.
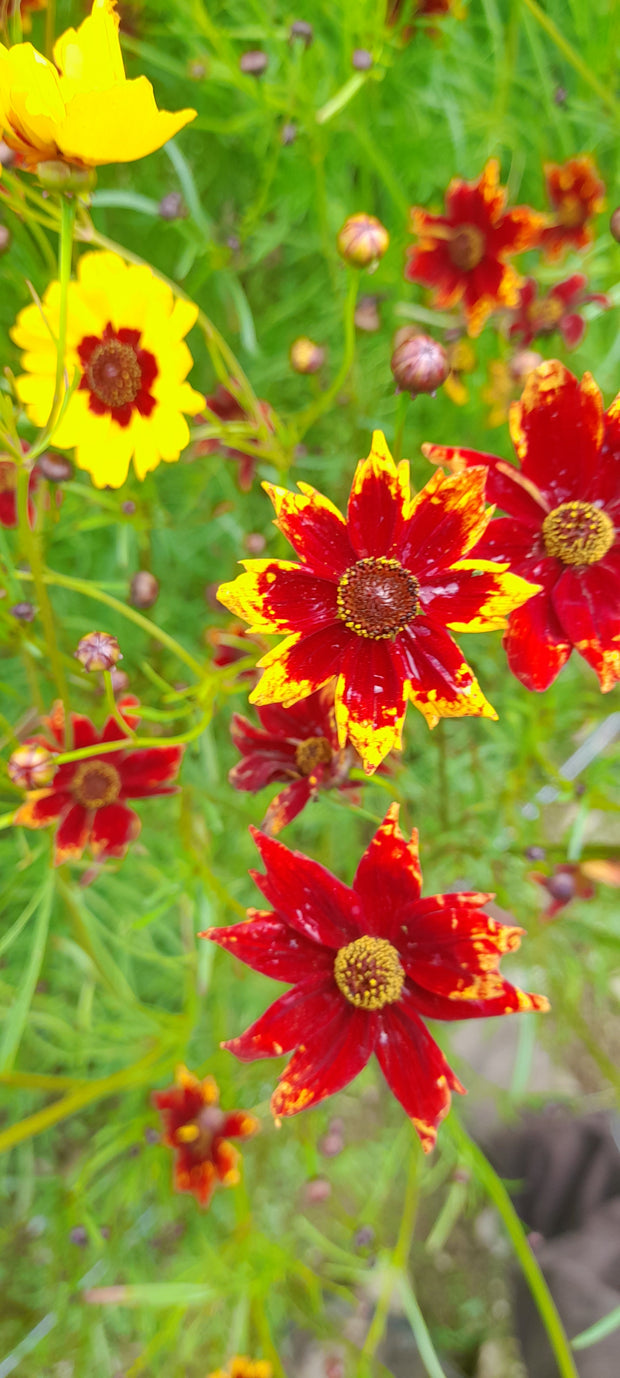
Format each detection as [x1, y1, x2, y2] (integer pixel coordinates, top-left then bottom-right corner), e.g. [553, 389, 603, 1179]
[531, 298, 565, 332]
[448, 223, 486, 271]
[542, 500, 614, 566]
[86, 340, 142, 409]
[295, 736, 333, 776]
[334, 935, 404, 1011]
[71, 759, 122, 809]
[557, 195, 586, 229]
[0, 461, 17, 494]
[337, 557, 420, 640]
[175, 1105, 227, 1155]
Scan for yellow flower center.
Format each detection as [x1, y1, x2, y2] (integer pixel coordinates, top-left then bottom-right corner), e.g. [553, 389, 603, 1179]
[448, 223, 486, 272]
[530, 297, 565, 332]
[337, 557, 420, 640]
[542, 501, 615, 566]
[71, 760, 121, 809]
[334, 936, 404, 1010]
[295, 736, 333, 775]
[557, 194, 586, 229]
[86, 340, 142, 409]
[0, 461, 17, 494]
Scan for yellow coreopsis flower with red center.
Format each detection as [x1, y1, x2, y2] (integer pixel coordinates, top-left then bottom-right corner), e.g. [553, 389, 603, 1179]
[12, 251, 204, 488]
[217, 431, 539, 774]
[0, 0, 195, 171]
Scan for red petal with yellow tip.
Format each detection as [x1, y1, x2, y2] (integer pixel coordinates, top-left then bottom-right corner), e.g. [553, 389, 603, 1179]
[375, 999, 463, 1152]
[397, 467, 490, 574]
[552, 564, 620, 692]
[352, 803, 422, 935]
[347, 432, 409, 558]
[205, 913, 333, 984]
[510, 362, 604, 504]
[224, 981, 340, 1063]
[271, 1005, 374, 1117]
[264, 481, 355, 580]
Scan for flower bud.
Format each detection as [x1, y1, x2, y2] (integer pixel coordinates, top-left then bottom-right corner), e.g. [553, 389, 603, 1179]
[239, 50, 269, 76]
[75, 631, 122, 673]
[129, 571, 159, 609]
[8, 743, 56, 790]
[35, 452, 72, 482]
[391, 331, 449, 396]
[0, 225, 11, 255]
[610, 208, 620, 242]
[337, 213, 389, 269]
[289, 20, 313, 45]
[158, 192, 187, 221]
[352, 48, 373, 69]
[35, 161, 97, 194]
[10, 602, 36, 622]
[289, 337, 326, 374]
[281, 122, 297, 146]
[355, 295, 381, 332]
[509, 349, 543, 384]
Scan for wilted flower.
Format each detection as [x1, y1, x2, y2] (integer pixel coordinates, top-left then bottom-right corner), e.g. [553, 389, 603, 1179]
[14, 698, 183, 865]
[12, 251, 203, 489]
[530, 863, 596, 920]
[153, 1066, 258, 1208]
[217, 430, 538, 774]
[337, 213, 389, 270]
[205, 806, 548, 1149]
[75, 631, 122, 673]
[539, 156, 605, 261]
[0, 0, 196, 172]
[289, 337, 326, 374]
[406, 160, 544, 336]
[391, 331, 449, 395]
[195, 385, 275, 492]
[424, 360, 620, 692]
[8, 743, 56, 791]
[507, 274, 609, 350]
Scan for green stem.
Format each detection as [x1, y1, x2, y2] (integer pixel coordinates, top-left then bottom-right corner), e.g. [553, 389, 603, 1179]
[25, 196, 77, 467]
[392, 390, 410, 464]
[16, 469, 70, 720]
[398, 1276, 448, 1378]
[520, 0, 620, 115]
[294, 271, 358, 441]
[361, 1131, 420, 1360]
[102, 670, 136, 738]
[448, 1116, 579, 1378]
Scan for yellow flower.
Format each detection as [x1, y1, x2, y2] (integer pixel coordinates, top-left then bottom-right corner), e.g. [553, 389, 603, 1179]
[12, 250, 204, 489]
[207, 1360, 272, 1378]
[0, 0, 195, 170]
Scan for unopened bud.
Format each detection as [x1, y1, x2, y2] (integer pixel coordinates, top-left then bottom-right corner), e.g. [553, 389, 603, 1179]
[240, 50, 269, 76]
[352, 48, 373, 70]
[355, 295, 381, 332]
[244, 532, 266, 555]
[10, 602, 36, 622]
[35, 161, 97, 193]
[158, 192, 187, 221]
[188, 59, 208, 80]
[337, 213, 389, 269]
[281, 122, 297, 146]
[8, 743, 56, 790]
[0, 225, 11, 255]
[75, 631, 122, 673]
[610, 208, 620, 242]
[129, 571, 159, 609]
[509, 349, 543, 384]
[36, 452, 72, 482]
[289, 336, 325, 374]
[547, 871, 576, 904]
[304, 1177, 332, 1204]
[290, 20, 313, 45]
[391, 332, 449, 396]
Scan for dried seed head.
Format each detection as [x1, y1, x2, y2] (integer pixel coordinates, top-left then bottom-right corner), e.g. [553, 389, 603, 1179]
[129, 571, 160, 609]
[337, 212, 389, 269]
[289, 336, 326, 374]
[8, 743, 56, 790]
[239, 50, 269, 76]
[391, 331, 449, 395]
[75, 631, 122, 673]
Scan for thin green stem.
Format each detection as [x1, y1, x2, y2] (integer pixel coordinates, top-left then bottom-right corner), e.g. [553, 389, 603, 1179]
[392, 390, 410, 464]
[361, 1131, 420, 1360]
[448, 1116, 579, 1378]
[294, 271, 358, 441]
[102, 670, 136, 738]
[398, 1277, 448, 1378]
[520, 0, 620, 115]
[16, 469, 70, 719]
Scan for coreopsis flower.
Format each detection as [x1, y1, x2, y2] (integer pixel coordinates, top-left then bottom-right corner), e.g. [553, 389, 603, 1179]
[390, 331, 449, 395]
[153, 1066, 258, 1208]
[230, 685, 364, 835]
[507, 275, 610, 350]
[14, 698, 183, 865]
[12, 251, 204, 489]
[444, 338, 476, 405]
[217, 431, 538, 774]
[539, 157, 605, 262]
[208, 1359, 272, 1378]
[405, 160, 545, 336]
[482, 351, 542, 428]
[0, 456, 38, 528]
[337, 213, 390, 270]
[195, 385, 275, 492]
[423, 360, 620, 691]
[204, 806, 548, 1148]
[0, 0, 195, 172]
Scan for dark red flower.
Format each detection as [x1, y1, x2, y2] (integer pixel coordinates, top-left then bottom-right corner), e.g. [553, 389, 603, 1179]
[539, 157, 605, 262]
[77, 323, 158, 428]
[14, 697, 183, 865]
[405, 160, 545, 336]
[204, 806, 548, 1150]
[531, 858, 620, 920]
[230, 684, 365, 835]
[0, 455, 38, 528]
[153, 1066, 258, 1208]
[217, 431, 538, 774]
[507, 275, 610, 350]
[423, 360, 620, 692]
[195, 385, 274, 491]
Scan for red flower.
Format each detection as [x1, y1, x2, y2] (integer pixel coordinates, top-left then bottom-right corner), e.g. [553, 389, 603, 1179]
[423, 360, 620, 692]
[230, 685, 365, 835]
[195, 385, 275, 491]
[405, 160, 545, 336]
[217, 430, 538, 774]
[153, 1066, 258, 1208]
[77, 323, 158, 428]
[204, 806, 548, 1150]
[539, 157, 605, 262]
[507, 275, 609, 350]
[14, 697, 184, 865]
[0, 455, 38, 528]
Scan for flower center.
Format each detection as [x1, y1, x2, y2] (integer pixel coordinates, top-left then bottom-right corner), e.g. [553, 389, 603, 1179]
[295, 736, 333, 775]
[86, 340, 142, 409]
[334, 936, 404, 1011]
[174, 1105, 227, 1155]
[542, 501, 615, 566]
[448, 223, 486, 271]
[557, 195, 585, 229]
[531, 298, 565, 332]
[337, 557, 420, 640]
[71, 759, 122, 809]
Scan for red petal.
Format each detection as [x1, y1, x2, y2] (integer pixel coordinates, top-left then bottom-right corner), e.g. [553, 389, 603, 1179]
[346, 432, 408, 558]
[89, 802, 141, 858]
[101, 696, 141, 742]
[14, 789, 73, 828]
[118, 746, 184, 796]
[550, 273, 587, 305]
[336, 637, 407, 774]
[395, 618, 485, 714]
[271, 1003, 375, 1116]
[223, 980, 341, 1061]
[205, 913, 334, 983]
[552, 563, 620, 692]
[256, 686, 336, 741]
[397, 468, 489, 576]
[470, 516, 542, 569]
[401, 974, 548, 1022]
[54, 802, 90, 864]
[221, 1110, 259, 1142]
[375, 998, 463, 1151]
[250, 828, 364, 947]
[504, 579, 572, 692]
[559, 313, 585, 350]
[260, 778, 313, 834]
[264, 481, 356, 581]
[510, 362, 604, 505]
[229, 716, 299, 791]
[0, 490, 17, 527]
[422, 444, 546, 526]
[352, 803, 422, 939]
[252, 624, 351, 706]
[405, 243, 463, 307]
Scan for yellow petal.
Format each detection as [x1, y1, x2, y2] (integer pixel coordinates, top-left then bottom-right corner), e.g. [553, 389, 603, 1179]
[55, 0, 125, 98]
[409, 671, 497, 730]
[446, 559, 542, 632]
[334, 673, 407, 775]
[57, 78, 196, 166]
